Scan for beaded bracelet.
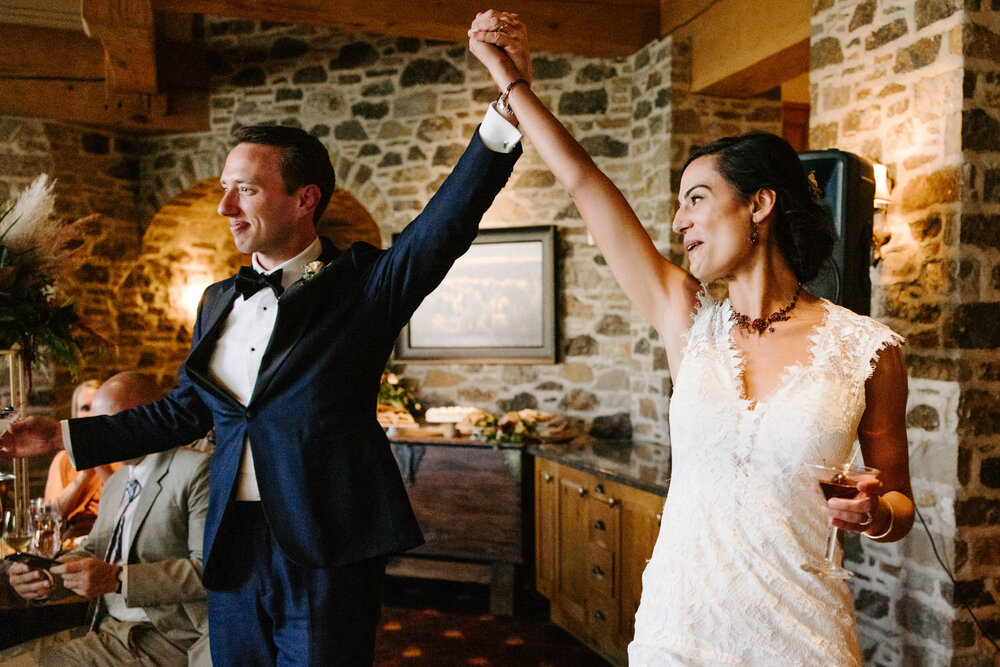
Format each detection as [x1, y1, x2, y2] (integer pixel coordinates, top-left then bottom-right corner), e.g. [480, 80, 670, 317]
[864, 500, 895, 540]
[496, 78, 529, 115]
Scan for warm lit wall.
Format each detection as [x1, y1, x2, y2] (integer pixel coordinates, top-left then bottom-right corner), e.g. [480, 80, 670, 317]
[811, 0, 1000, 664]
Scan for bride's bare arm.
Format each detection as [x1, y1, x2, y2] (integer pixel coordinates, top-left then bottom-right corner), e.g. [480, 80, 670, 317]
[469, 11, 700, 350]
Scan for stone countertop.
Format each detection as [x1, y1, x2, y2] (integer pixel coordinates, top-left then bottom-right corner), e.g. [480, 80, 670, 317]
[527, 439, 671, 497]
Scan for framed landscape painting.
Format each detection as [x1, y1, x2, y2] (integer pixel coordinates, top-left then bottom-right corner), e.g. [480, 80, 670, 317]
[395, 225, 556, 363]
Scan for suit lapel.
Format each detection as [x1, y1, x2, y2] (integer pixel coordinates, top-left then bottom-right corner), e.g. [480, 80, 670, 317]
[126, 451, 173, 559]
[248, 238, 341, 407]
[184, 282, 243, 408]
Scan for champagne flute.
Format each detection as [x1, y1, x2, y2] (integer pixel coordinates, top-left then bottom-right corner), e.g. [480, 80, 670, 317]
[2, 508, 32, 555]
[801, 461, 880, 579]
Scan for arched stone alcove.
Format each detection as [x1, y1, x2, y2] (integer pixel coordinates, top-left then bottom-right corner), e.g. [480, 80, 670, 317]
[111, 178, 382, 388]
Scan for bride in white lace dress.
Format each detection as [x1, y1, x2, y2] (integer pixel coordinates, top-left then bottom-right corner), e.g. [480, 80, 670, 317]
[469, 11, 915, 665]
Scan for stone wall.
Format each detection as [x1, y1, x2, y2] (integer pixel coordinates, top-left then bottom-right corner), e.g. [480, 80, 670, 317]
[0, 119, 143, 492]
[134, 18, 780, 457]
[811, 0, 1000, 664]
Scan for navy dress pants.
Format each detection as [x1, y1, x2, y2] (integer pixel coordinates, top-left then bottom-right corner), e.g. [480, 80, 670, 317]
[206, 501, 386, 666]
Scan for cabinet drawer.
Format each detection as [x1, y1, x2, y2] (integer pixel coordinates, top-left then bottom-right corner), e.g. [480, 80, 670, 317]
[586, 595, 621, 637]
[586, 543, 615, 599]
[588, 497, 620, 549]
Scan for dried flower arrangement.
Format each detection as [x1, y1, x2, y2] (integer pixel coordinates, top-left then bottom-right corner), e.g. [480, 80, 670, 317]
[0, 175, 102, 379]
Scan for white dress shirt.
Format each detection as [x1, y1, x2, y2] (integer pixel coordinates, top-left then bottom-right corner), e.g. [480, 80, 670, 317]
[103, 455, 155, 622]
[63, 109, 522, 498]
[215, 238, 322, 500]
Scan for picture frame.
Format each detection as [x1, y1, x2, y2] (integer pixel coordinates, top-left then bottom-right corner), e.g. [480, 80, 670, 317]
[395, 225, 557, 363]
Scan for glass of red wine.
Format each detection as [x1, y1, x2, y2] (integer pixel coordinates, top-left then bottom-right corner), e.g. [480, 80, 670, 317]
[801, 461, 880, 579]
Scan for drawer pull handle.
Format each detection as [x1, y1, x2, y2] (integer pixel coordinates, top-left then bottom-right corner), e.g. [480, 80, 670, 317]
[542, 472, 553, 482]
[576, 486, 587, 497]
[607, 497, 618, 508]
[593, 610, 606, 622]
[656, 513, 662, 525]
[592, 565, 605, 576]
[593, 519, 606, 531]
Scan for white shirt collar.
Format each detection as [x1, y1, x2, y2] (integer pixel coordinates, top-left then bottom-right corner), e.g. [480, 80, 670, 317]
[127, 454, 156, 490]
[251, 237, 323, 289]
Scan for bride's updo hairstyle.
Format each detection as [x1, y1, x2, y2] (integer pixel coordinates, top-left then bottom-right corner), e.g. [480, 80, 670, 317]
[684, 132, 835, 284]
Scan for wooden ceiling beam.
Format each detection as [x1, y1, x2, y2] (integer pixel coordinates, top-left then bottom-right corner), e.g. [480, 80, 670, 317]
[668, 0, 810, 98]
[82, 0, 159, 94]
[0, 78, 209, 133]
[0, 22, 207, 134]
[0, 23, 103, 80]
[151, 0, 661, 57]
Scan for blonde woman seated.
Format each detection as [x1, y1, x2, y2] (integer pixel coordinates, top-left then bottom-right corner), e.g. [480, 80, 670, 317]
[44, 380, 119, 543]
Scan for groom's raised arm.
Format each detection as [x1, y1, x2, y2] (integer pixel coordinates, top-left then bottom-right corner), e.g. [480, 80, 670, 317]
[355, 111, 522, 332]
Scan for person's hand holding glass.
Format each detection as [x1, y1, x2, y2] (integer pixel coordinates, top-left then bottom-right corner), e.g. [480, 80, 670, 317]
[801, 461, 881, 579]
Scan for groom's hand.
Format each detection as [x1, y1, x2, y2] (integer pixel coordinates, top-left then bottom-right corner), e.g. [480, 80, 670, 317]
[0, 416, 63, 458]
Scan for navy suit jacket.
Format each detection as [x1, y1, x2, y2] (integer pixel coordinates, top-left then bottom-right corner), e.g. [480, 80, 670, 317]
[70, 131, 521, 588]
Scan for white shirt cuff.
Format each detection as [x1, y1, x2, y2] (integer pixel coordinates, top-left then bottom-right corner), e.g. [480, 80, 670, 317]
[60, 420, 74, 467]
[479, 104, 523, 154]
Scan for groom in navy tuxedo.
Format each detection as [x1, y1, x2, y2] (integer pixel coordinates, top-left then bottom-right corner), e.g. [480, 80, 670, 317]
[1, 103, 523, 664]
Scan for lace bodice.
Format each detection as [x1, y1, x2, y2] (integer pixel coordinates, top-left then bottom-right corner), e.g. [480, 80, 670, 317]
[629, 290, 902, 666]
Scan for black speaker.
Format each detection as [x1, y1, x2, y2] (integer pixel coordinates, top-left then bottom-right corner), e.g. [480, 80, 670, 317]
[798, 149, 876, 316]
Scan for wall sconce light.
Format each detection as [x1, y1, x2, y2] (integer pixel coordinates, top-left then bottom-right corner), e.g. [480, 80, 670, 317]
[872, 163, 892, 263]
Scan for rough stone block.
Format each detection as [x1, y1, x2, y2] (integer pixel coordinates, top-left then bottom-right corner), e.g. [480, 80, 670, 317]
[565, 335, 598, 357]
[232, 67, 266, 87]
[962, 22, 1000, 59]
[961, 214, 1000, 247]
[559, 388, 599, 412]
[329, 43, 378, 70]
[558, 90, 609, 116]
[963, 109, 1000, 151]
[907, 404, 941, 431]
[348, 100, 388, 121]
[947, 304, 1000, 350]
[900, 166, 961, 212]
[955, 496, 1000, 526]
[867, 19, 909, 51]
[334, 120, 367, 141]
[400, 59, 463, 86]
[916, 0, 962, 30]
[811, 37, 845, 70]
[894, 36, 943, 74]
[894, 595, 950, 644]
[850, 1, 876, 32]
[269, 37, 309, 60]
[293, 66, 327, 84]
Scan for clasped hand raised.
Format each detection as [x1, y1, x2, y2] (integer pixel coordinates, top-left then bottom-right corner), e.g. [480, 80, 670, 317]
[468, 10, 532, 90]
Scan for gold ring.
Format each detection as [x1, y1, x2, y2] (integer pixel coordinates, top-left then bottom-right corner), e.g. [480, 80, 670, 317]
[497, 22, 508, 34]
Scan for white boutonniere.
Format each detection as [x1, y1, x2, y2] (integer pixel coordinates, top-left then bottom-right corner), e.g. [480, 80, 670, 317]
[301, 260, 324, 282]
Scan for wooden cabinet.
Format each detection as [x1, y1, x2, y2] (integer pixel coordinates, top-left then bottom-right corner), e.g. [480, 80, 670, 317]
[533, 457, 664, 666]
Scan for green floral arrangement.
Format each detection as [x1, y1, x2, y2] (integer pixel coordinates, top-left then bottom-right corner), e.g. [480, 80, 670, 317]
[378, 367, 420, 416]
[0, 175, 100, 380]
[470, 409, 540, 444]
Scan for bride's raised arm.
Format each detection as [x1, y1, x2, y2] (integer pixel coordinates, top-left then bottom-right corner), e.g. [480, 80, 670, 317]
[469, 11, 700, 348]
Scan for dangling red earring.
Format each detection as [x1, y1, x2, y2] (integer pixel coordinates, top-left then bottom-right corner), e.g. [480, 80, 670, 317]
[749, 217, 760, 246]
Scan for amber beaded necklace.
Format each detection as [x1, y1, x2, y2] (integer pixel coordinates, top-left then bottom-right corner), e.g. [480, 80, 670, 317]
[732, 284, 803, 335]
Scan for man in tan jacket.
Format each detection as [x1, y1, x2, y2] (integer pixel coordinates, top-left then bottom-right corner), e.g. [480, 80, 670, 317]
[2, 372, 210, 666]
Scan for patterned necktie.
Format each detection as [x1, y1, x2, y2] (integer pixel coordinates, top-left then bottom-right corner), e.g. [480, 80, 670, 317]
[235, 266, 284, 299]
[91, 476, 141, 632]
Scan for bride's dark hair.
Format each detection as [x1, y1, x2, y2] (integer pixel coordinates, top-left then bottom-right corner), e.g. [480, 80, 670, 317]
[685, 132, 835, 284]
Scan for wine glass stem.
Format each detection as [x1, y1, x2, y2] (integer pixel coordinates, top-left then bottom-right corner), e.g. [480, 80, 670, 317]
[824, 526, 840, 564]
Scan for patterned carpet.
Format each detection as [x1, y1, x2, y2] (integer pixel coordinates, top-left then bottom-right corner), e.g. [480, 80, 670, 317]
[376, 578, 610, 667]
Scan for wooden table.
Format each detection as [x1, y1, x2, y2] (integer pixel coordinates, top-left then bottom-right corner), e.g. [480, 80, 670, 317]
[388, 431, 529, 616]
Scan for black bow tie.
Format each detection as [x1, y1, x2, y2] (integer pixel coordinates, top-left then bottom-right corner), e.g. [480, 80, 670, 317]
[235, 266, 284, 299]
